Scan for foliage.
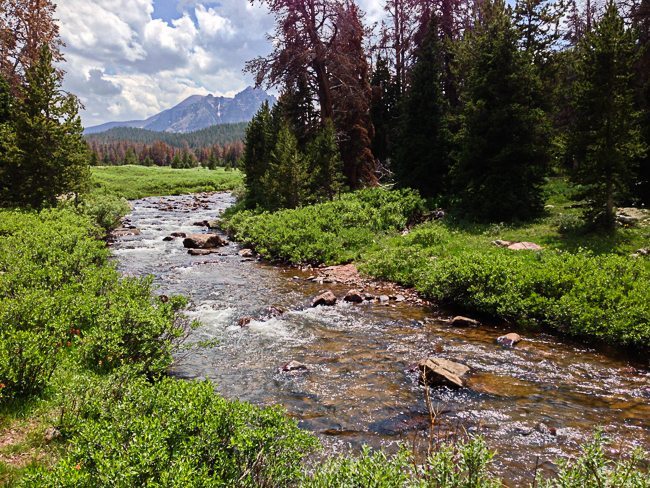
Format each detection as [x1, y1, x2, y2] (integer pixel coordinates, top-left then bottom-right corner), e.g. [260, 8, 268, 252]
[223, 188, 426, 265]
[306, 119, 345, 202]
[568, 1, 646, 227]
[242, 101, 274, 208]
[305, 438, 500, 487]
[78, 193, 131, 233]
[363, 221, 650, 350]
[0, 208, 188, 400]
[393, 14, 452, 199]
[540, 432, 650, 487]
[23, 377, 317, 487]
[91, 165, 243, 200]
[452, 0, 550, 221]
[0, 46, 89, 208]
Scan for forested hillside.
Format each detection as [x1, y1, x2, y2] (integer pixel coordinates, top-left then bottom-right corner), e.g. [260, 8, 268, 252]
[85, 123, 246, 167]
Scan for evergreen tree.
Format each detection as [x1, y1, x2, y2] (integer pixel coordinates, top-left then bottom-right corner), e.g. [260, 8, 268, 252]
[453, 0, 550, 221]
[370, 57, 398, 167]
[393, 14, 452, 199]
[569, 1, 646, 227]
[262, 123, 309, 210]
[171, 153, 183, 169]
[4, 47, 89, 208]
[0, 76, 20, 204]
[306, 119, 345, 201]
[242, 102, 273, 208]
[632, 0, 650, 205]
[124, 147, 138, 165]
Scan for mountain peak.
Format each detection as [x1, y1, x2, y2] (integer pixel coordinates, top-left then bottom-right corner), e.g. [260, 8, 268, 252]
[85, 87, 276, 134]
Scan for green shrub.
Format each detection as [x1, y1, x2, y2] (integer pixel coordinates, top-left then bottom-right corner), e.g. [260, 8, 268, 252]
[222, 188, 425, 265]
[79, 193, 130, 232]
[24, 377, 317, 487]
[363, 223, 650, 349]
[304, 438, 500, 488]
[540, 433, 649, 487]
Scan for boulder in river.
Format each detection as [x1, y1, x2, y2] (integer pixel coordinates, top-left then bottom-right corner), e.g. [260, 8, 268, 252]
[279, 360, 308, 372]
[112, 228, 141, 238]
[497, 333, 522, 347]
[312, 291, 337, 307]
[162, 236, 174, 241]
[239, 248, 255, 258]
[238, 316, 253, 327]
[171, 232, 187, 238]
[192, 220, 210, 227]
[344, 290, 364, 303]
[183, 233, 228, 249]
[450, 316, 481, 328]
[418, 358, 470, 388]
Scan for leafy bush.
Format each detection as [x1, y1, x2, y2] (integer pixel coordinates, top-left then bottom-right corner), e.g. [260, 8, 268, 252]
[305, 438, 500, 487]
[79, 193, 130, 232]
[223, 188, 426, 265]
[0, 208, 190, 400]
[363, 223, 650, 349]
[24, 377, 317, 487]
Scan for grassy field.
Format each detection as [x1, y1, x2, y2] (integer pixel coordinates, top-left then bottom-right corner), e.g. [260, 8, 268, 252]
[91, 165, 243, 200]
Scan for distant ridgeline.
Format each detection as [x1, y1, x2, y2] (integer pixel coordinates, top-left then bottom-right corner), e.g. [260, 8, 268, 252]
[85, 123, 247, 168]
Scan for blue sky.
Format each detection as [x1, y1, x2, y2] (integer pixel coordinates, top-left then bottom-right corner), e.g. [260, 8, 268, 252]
[56, 0, 384, 128]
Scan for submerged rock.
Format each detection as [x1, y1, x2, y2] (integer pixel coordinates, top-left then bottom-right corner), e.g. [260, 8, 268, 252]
[450, 316, 481, 328]
[497, 333, 522, 347]
[112, 228, 141, 238]
[344, 290, 364, 303]
[162, 236, 174, 242]
[238, 317, 252, 327]
[183, 233, 228, 249]
[418, 358, 471, 389]
[170, 232, 187, 238]
[279, 360, 308, 372]
[187, 248, 220, 256]
[312, 291, 337, 307]
[239, 248, 255, 258]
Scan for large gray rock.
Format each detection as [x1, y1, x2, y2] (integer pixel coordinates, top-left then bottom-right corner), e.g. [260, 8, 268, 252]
[496, 332, 522, 347]
[183, 233, 228, 249]
[418, 358, 471, 388]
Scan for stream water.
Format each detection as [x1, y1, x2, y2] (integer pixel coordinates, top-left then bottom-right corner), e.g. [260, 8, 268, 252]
[111, 193, 649, 486]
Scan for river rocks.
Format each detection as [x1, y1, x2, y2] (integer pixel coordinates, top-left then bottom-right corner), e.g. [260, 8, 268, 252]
[263, 306, 285, 319]
[418, 358, 470, 389]
[312, 291, 337, 307]
[183, 233, 228, 249]
[187, 249, 220, 256]
[162, 236, 174, 241]
[378, 295, 390, 303]
[507, 242, 542, 251]
[344, 290, 364, 303]
[111, 227, 141, 238]
[239, 248, 255, 258]
[450, 316, 481, 328]
[279, 360, 308, 372]
[238, 316, 253, 327]
[171, 232, 187, 238]
[193, 220, 210, 227]
[497, 332, 522, 347]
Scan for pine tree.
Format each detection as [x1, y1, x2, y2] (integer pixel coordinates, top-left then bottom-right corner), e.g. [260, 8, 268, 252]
[306, 119, 345, 202]
[393, 14, 452, 199]
[242, 102, 273, 208]
[453, 0, 550, 221]
[124, 147, 138, 165]
[262, 123, 309, 210]
[6, 46, 89, 208]
[632, 0, 650, 206]
[370, 57, 398, 167]
[0, 76, 20, 204]
[569, 1, 646, 227]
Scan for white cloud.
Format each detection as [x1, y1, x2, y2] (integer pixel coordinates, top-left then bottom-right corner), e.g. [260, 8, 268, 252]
[57, 0, 273, 127]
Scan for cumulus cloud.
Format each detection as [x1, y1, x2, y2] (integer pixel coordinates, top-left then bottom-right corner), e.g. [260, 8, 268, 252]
[57, 0, 273, 127]
[57, 0, 385, 127]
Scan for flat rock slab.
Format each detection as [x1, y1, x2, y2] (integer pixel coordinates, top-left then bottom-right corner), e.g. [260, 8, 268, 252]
[188, 249, 220, 256]
[507, 242, 542, 251]
[418, 358, 471, 389]
[316, 264, 361, 284]
[183, 234, 228, 249]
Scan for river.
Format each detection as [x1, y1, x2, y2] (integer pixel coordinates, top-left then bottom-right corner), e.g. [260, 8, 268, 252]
[110, 192, 650, 486]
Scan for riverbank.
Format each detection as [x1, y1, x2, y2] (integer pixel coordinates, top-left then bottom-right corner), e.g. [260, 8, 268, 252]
[2, 189, 648, 486]
[222, 182, 650, 353]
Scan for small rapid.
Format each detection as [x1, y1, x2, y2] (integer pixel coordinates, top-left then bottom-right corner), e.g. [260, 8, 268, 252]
[111, 193, 650, 486]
